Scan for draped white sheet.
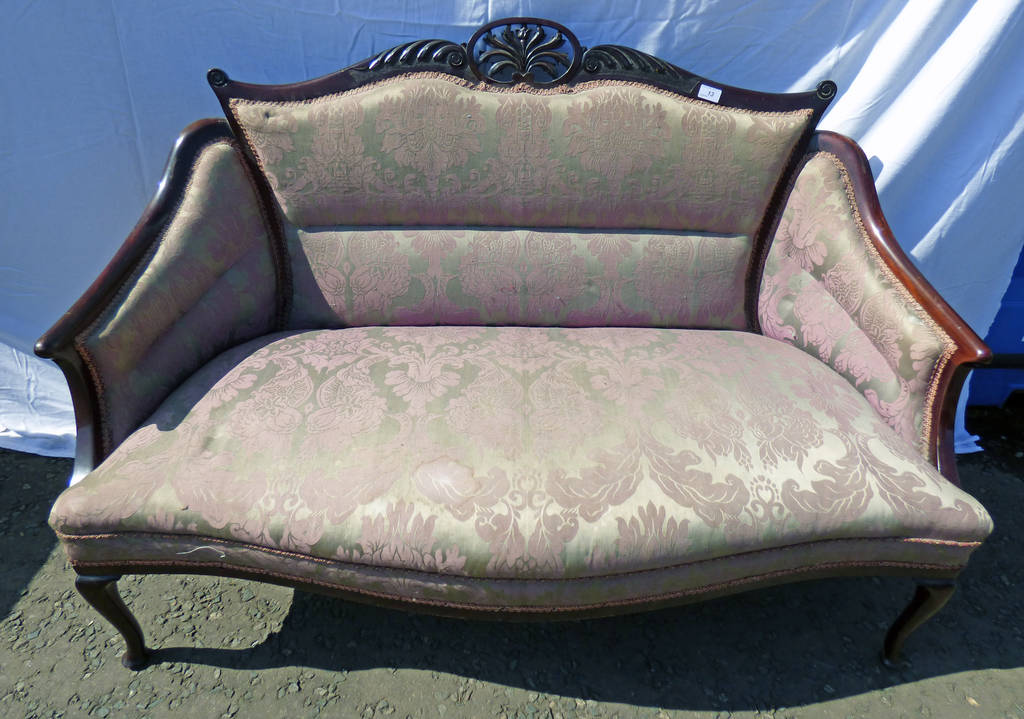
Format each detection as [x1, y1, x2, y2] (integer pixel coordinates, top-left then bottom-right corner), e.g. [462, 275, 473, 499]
[2, 0, 1023, 457]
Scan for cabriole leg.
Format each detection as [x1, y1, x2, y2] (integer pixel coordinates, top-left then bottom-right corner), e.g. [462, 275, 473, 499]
[75, 574, 150, 670]
[882, 580, 956, 667]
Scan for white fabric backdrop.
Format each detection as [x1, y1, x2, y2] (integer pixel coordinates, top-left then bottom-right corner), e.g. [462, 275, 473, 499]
[2, 0, 1023, 457]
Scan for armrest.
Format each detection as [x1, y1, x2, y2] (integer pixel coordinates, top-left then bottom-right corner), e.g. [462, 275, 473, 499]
[757, 131, 990, 484]
[36, 119, 285, 481]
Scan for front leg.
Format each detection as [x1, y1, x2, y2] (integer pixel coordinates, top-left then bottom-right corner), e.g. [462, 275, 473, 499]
[75, 574, 150, 670]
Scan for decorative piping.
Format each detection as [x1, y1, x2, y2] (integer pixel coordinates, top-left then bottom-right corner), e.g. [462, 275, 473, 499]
[232, 137, 291, 329]
[816, 151, 957, 461]
[69, 556, 961, 614]
[73, 336, 110, 457]
[229, 71, 815, 117]
[57, 528, 980, 584]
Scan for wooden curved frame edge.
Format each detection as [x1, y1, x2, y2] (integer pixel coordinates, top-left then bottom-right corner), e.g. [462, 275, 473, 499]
[34, 119, 239, 476]
[72, 559, 960, 623]
[208, 17, 832, 117]
[811, 131, 991, 482]
[213, 62, 826, 115]
[35, 119, 237, 357]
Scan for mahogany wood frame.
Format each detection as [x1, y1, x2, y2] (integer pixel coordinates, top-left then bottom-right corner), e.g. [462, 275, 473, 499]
[206, 18, 834, 114]
[37, 17, 989, 671]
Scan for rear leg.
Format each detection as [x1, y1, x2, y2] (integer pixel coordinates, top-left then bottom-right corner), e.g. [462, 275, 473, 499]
[882, 580, 955, 667]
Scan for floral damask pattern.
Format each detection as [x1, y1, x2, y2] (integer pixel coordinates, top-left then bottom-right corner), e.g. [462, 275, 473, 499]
[490, 96, 560, 198]
[376, 83, 484, 193]
[758, 152, 952, 455]
[302, 102, 375, 202]
[287, 225, 749, 329]
[563, 89, 670, 186]
[231, 76, 812, 233]
[52, 327, 990, 583]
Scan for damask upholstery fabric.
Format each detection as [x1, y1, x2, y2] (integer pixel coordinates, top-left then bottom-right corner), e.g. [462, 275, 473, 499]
[80, 140, 277, 451]
[229, 75, 812, 235]
[758, 152, 954, 457]
[52, 327, 990, 606]
[286, 225, 749, 330]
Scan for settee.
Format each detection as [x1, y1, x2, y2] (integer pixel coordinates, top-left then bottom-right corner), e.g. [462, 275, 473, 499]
[37, 18, 993, 670]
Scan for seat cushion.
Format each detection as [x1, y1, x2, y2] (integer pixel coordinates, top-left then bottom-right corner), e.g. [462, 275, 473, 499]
[51, 327, 991, 610]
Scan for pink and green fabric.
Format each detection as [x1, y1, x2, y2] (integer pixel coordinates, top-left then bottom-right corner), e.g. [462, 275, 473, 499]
[231, 76, 810, 233]
[759, 152, 955, 458]
[54, 327, 987, 609]
[230, 76, 812, 332]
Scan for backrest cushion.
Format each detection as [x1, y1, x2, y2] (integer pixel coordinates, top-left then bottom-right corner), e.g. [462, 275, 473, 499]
[287, 226, 749, 329]
[228, 74, 814, 329]
[231, 75, 811, 233]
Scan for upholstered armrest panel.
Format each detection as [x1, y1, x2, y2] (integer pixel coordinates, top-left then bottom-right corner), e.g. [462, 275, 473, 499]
[36, 120, 280, 471]
[758, 132, 989, 477]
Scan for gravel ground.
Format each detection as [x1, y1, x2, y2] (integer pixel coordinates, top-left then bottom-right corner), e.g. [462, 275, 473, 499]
[1, 405, 1021, 719]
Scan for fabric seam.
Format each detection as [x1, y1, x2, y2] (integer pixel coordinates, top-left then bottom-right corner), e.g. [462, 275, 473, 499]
[229, 73, 815, 118]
